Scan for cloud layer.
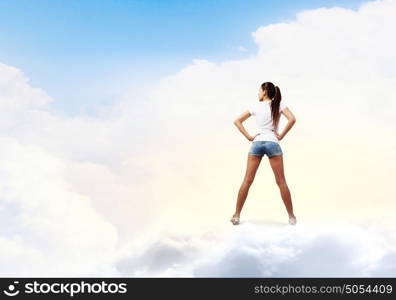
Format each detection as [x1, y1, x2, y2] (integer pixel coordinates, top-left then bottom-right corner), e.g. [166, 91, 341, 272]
[115, 221, 396, 277]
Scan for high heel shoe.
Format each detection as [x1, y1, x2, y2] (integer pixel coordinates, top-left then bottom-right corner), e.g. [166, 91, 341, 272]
[230, 215, 240, 225]
[289, 216, 297, 225]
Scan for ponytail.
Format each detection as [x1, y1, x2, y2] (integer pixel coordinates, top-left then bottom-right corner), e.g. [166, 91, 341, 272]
[271, 85, 282, 131]
[260, 82, 282, 131]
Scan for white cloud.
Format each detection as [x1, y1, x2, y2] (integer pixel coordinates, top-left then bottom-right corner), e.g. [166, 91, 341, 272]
[1, 0, 396, 276]
[0, 136, 119, 276]
[115, 221, 396, 277]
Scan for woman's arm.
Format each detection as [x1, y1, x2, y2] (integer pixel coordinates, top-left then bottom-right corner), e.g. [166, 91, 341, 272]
[277, 107, 296, 140]
[233, 110, 259, 141]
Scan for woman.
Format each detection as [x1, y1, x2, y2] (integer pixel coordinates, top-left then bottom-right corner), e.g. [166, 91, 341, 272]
[231, 82, 297, 226]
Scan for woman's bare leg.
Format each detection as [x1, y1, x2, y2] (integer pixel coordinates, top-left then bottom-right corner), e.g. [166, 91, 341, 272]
[233, 154, 262, 217]
[268, 154, 295, 218]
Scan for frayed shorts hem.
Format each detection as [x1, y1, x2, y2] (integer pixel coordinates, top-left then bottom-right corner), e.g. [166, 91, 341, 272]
[248, 152, 282, 158]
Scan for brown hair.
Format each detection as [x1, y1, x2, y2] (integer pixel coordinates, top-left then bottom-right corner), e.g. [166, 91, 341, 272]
[261, 82, 282, 131]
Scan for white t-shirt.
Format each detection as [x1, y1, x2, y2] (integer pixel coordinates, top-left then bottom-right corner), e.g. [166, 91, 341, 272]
[247, 100, 288, 143]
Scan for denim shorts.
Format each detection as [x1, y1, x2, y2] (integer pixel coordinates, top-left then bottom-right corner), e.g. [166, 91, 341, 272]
[248, 141, 283, 158]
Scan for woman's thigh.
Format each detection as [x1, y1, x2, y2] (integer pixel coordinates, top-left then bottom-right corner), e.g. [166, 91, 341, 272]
[244, 153, 262, 182]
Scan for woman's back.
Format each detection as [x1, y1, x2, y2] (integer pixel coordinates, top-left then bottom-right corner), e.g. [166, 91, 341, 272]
[247, 100, 287, 143]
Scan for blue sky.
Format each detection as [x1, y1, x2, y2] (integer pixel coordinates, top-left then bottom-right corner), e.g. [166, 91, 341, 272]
[0, 0, 367, 116]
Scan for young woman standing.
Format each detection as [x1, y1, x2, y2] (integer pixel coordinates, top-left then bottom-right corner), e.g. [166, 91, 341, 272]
[231, 82, 297, 225]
